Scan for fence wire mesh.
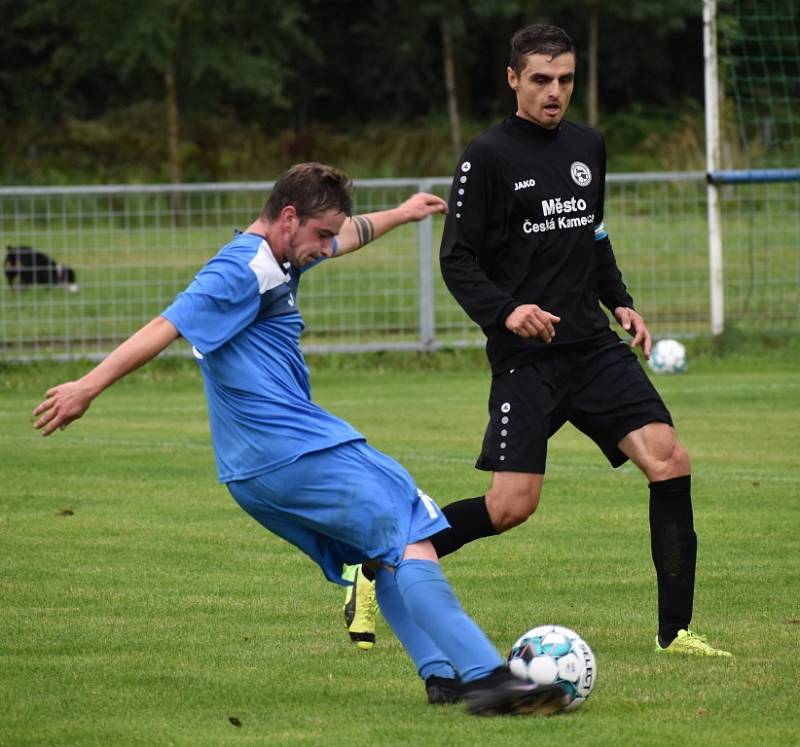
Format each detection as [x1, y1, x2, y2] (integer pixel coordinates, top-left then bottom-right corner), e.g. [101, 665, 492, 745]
[1, 174, 798, 361]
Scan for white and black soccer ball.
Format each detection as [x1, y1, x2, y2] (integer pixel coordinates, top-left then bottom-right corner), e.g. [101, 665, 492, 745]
[508, 624, 596, 712]
[648, 338, 687, 374]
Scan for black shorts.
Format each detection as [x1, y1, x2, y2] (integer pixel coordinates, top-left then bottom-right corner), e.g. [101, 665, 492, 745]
[476, 340, 673, 474]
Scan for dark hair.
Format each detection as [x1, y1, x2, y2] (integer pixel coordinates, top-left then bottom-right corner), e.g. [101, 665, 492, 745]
[262, 162, 353, 222]
[509, 24, 575, 75]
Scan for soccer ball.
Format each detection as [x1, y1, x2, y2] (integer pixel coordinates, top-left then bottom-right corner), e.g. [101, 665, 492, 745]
[508, 625, 596, 712]
[648, 338, 687, 374]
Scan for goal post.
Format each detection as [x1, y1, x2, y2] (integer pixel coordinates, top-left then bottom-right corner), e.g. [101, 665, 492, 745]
[705, 0, 800, 337]
[704, 0, 725, 336]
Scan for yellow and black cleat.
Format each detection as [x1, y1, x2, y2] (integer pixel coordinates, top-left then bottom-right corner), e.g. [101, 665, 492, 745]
[342, 564, 378, 650]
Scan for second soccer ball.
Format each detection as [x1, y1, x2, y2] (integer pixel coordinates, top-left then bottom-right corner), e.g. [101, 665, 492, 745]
[648, 338, 687, 374]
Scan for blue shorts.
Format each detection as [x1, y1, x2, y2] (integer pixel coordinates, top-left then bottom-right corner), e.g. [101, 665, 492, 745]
[226, 440, 450, 585]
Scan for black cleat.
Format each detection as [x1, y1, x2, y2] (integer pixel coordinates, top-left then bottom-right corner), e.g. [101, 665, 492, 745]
[463, 666, 567, 717]
[425, 675, 463, 705]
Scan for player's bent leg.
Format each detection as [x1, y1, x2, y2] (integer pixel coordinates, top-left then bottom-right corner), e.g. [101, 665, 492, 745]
[485, 472, 543, 532]
[394, 543, 565, 716]
[374, 566, 461, 704]
[619, 424, 728, 655]
[429, 496, 498, 558]
[342, 563, 378, 650]
[428, 474, 541, 559]
[618, 422, 690, 483]
[394, 545, 504, 682]
[646, 475, 697, 646]
[620, 427, 696, 644]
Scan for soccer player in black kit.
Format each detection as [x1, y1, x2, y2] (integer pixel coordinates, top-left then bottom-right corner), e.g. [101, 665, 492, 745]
[431, 23, 731, 658]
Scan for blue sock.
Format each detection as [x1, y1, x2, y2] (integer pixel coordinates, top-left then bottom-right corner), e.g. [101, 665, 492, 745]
[375, 568, 456, 681]
[394, 559, 503, 683]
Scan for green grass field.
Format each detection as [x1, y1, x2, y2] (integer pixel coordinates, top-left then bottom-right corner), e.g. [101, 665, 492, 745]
[1, 349, 798, 746]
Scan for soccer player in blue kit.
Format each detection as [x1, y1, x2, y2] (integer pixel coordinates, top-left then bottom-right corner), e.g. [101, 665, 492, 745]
[32, 163, 566, 716]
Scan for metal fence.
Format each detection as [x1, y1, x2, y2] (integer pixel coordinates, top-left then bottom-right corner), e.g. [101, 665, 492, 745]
[1, 174, 798, 361]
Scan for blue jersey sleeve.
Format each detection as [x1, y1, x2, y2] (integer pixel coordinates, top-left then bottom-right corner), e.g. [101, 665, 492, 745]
[162, 251, 261, 353]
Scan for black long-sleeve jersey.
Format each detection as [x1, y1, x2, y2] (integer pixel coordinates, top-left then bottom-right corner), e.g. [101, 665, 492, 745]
[440, 115, 634, 374]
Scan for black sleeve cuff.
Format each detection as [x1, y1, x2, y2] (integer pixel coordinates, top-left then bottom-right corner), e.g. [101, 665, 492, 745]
[496, 300, 523, 328]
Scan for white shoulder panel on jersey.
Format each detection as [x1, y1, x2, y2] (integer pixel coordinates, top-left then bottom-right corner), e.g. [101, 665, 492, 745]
[248, 240, 289, 294]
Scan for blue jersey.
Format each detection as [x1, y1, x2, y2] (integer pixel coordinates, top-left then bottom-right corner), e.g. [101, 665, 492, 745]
[162, 232, 364, 482]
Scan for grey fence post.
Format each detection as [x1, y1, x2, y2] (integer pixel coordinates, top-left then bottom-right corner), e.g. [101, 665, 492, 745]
[417, 178, 436, 350]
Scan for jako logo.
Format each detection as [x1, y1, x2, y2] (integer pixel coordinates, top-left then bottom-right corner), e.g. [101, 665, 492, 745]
[514, 178, 536, 191]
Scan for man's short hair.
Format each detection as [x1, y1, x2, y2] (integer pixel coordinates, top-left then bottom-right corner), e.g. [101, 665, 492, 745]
[509, 24, 575, 74]
[263, 162, 353, 222]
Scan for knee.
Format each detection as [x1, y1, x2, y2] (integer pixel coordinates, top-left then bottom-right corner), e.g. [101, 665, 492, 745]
[648, 440, 691, 482]
[485, 485, 540, 532]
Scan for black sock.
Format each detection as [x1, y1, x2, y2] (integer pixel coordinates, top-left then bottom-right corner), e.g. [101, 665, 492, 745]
[429, 496, 498, 559]
[649, 475, 696, 646]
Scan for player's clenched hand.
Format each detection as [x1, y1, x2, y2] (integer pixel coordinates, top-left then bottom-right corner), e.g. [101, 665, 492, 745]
[505, 304, 561, 342]
[33, 381, 95, 436]
[399, 192, 448, 222]
[614, 306, 652, 358]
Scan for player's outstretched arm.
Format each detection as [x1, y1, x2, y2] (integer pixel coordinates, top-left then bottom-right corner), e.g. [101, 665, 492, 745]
[614, 306, 652, 358]
[334, 192, 447, 256]
[33, 316, 180, 436]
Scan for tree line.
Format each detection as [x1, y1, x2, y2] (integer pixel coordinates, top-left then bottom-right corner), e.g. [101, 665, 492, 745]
[1, 0, 705, 184]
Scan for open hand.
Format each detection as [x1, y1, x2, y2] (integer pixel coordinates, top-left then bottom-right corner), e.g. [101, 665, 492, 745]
[33, 381, 95, 436]
[614, 306, 652, 358]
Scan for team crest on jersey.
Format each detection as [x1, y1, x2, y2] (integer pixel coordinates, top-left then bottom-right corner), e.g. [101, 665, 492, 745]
[570, 161, 592, 187]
